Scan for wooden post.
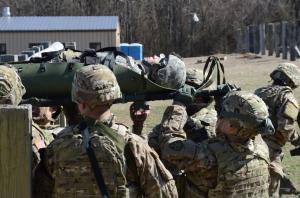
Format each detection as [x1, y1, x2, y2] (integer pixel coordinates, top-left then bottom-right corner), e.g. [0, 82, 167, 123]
[259, 24, 266, 55]
[235, 29, 243, 53]
[243, 26, 250, 52]
[288, 22, 297, 61]
[266, 23, 275, 56]
[296, 20, 300, 57]
[282, 21, 288, 59]
[249, 25, 254, 53]
[0, 105, 31, 198]
[275, 22, 281, 57]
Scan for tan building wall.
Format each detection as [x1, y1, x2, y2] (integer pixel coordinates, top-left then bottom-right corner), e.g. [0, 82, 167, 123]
[0, 28, 120, 54]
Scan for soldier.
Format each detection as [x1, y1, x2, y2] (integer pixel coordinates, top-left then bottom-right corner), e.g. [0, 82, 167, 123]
[158, 90, 274, 197]
[130, 68, 216, 197]
[32, 106, 64, 144]
[0, 65, 47, 171]
[147, 68, 217, 153]
[115, 52, 187, 89]
[255, 63, 300, 198]
[33, 64, 177, 198]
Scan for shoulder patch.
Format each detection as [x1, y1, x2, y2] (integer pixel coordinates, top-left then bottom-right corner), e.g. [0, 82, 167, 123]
[112, 123, 129, 137]
[283, 101, 299, 120]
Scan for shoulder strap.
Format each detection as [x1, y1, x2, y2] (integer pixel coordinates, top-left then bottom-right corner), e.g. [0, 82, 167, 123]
[79, 122, 109, 198]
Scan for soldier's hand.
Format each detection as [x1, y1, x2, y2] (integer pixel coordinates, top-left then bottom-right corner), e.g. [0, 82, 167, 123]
[174, 85, 196, 106]
[130, 102, 150, 125]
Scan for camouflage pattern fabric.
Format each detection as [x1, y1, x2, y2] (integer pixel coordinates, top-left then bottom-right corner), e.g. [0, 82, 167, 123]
[148, 104, 217, 154]
[255, 85, 299, 147]
[116, 54, 187, 89]
[40, 124, 64, 144]
[147, 66, 216, 197]
[71, 64, 122, 108]
[0, 65, 26, 105]
[270, 63, 300, 87]
[155, 55, 186, 89]
[186, 68, 203, 87]
[33, 117, 177, 198]
[220, 91, 271, 139]
[184, 106, 217, 142]
[255, 85, 300, 197]
[32, 122, 47, 172]
[158, 91, 270, 197]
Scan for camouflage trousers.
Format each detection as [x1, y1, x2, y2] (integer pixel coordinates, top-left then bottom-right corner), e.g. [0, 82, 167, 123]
[269, 147, 284, 198]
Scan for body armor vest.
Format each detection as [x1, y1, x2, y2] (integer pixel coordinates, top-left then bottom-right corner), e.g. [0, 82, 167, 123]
[207, 137, 270, 198]
[50, 123, 129, 198]
[255, 85, 292, 129]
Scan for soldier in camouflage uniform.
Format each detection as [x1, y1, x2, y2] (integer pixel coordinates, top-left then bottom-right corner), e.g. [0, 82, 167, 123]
[158, 90, 274, 197]
[32, 106, 64, 144]
[255, 63, 300, 198]
[148, 68, 217, 153]
[33, 64, 177, 198]
[0, 65, 47, 171]
[133, 68, 216, 197]
[115, 53, 187, 89]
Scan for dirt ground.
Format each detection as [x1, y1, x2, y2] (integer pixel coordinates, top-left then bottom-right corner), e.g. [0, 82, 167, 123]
[111, 53, 300, 193]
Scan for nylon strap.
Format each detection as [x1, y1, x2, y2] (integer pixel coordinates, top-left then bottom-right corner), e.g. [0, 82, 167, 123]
[201, 56, 226, 89]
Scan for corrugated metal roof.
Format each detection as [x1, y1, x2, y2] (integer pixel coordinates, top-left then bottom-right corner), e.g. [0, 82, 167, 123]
[0, 16, 119, 31]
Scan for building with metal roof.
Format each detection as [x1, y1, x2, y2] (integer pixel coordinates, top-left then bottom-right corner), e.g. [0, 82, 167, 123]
[0, 7, 120, 54]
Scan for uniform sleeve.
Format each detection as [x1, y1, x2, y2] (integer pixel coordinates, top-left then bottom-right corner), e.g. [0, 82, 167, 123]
[31, 124, 47, 171]
[125, 135, 178, 198]
[276, 92, 299, 145]
[158, 103, 216, 171]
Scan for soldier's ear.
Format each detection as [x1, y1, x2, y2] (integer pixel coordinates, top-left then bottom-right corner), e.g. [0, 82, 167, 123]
[77, 103, 86, 113]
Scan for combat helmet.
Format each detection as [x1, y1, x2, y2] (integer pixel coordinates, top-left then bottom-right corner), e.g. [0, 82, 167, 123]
[270, 63, 300, 88]
[72, 64, 122, 108]
[219, 91, 274, 139]
[153, 54, 186, 89]
[0, 65, 26, 105]
[186, 68, 203, 87]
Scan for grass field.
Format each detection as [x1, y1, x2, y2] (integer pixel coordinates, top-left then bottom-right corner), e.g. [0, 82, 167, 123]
[111, 53, 300, 194]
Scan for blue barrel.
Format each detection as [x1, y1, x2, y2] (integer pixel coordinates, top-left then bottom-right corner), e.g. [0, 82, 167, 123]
[120, 43, 130, 56]
[129, 43, 143, 61]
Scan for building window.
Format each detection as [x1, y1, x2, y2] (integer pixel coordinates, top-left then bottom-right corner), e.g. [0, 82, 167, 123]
[29, 43, 41, 48]
[0, 43, 6, 54]
[89, 42, 102, 51]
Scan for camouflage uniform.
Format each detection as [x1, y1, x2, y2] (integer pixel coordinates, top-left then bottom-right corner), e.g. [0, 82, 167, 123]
[33, 64, 177, 198]
[0, 65, 47, 171]
[255, 63, 300, 198]
[158, 91, 272, 197]
[148, 68, 217, 153]
[33, 106, 64, 144]
[115, 53, 186, 89]
[147, 69, 215, 197]
[31, 122, 47, 171]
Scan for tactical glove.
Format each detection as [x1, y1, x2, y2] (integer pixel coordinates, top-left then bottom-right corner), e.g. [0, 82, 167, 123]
[174, 85, 196, 106]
